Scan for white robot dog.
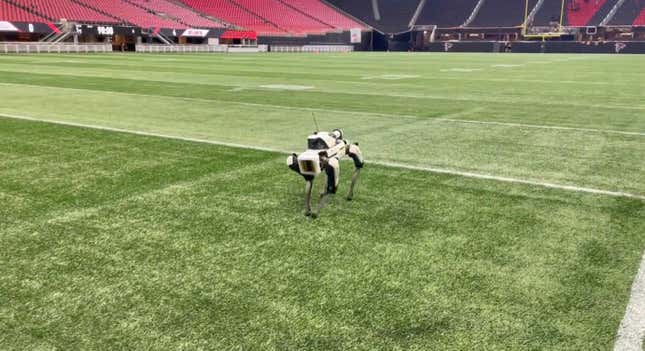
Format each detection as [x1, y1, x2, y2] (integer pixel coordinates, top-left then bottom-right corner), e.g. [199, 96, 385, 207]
[287, 129, 364, 218]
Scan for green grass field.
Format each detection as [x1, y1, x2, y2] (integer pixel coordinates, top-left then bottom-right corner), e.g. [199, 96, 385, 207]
[0, 52, 644, 350]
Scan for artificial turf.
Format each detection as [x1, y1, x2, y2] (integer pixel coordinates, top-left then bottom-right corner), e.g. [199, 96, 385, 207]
[0, 52, 644, 350]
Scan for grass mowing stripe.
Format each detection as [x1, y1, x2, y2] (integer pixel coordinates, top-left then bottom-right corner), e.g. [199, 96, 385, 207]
[0, 68, 644, 111]
[3, 112, 644, 202]
[2, 115, 644, 350]
[614, 251, 645, 351]
[0, 81, 642, 137]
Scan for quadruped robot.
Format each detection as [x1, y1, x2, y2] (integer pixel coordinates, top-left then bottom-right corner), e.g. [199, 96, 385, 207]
[287, 129, 364, 218]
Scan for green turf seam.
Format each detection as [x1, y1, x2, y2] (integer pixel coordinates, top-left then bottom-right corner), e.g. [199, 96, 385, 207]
[2, 112, 644, 202]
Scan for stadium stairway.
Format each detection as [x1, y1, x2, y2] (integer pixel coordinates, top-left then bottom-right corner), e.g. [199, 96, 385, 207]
[635, 4, 645, 24]
[279, 0, 365, 30]
[73, 0, 184, 28]
[124, 0, 225, 28]
[532, 0, 568, 26]
[325, 0, 420, 33]
[588, 0, 621, 24]
[608, 0, 645, 25]
[567, 0, 620, 26]
[415, 0, 479, 28]
[232, 0, 332, 34]
[469, 0, 539, 27]
[179, 0, 286, 34]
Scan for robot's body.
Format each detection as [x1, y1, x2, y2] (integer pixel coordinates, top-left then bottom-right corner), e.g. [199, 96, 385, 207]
[287, 129, 364, 218]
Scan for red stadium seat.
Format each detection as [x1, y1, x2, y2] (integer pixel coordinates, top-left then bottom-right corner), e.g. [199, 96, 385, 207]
[635, 6, 645, 25]
[128, 0, 224, 28]
[74, 0, 184, 28]
[180, 0, 362, 35]
[180, 0, 285, 34]
[9, 0, 117, 23]
[0, 1, 48, 22]
[567, 0, 608, 26]
[279, 0, 364, 30]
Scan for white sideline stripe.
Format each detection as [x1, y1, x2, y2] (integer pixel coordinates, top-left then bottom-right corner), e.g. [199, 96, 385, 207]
[370, 160, 645, 201]
[0, 113, 286, 154]
[614, 251, 645, 351]
[435, 118, 645, 137]
[0, 82, 643, 138]
[2, 112, 644, 202]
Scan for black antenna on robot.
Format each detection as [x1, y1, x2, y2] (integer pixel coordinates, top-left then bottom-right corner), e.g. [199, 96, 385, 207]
[312, 112, 320, 133]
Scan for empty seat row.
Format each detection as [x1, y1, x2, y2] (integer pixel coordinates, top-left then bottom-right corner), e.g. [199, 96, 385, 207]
[416, 0, 479, 28]
[10, 0, 117, 23]
[128, 0, 223, 28]
[0, 1, 48, 22]
[281, 0, 364, 29]
[567, 0, 609, 26]
[74, 0, 183, 28]
[233, 0, 332, 34]
[180, 0, 285, 34]
[610, 0, 645, 25]
[470, 0, 538, 27]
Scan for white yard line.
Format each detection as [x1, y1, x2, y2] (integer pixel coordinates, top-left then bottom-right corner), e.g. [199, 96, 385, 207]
[370, 160, 645, 201]
[0, 82, 643, 137]
[1, 112, 644, 202]
[614, 251, 645, 351]
[435, 118, 645, 137]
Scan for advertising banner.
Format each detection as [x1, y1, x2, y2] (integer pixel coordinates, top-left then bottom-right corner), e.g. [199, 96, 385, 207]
[0, 21, 19, 32]
[350, 28, 362, 43]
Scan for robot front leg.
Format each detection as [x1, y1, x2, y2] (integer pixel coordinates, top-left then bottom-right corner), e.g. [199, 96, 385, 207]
[346, 143, 364, 201]
[304, 180, 314, 216]
[311, 158, 340, 218]
[347, 168, 361, 201]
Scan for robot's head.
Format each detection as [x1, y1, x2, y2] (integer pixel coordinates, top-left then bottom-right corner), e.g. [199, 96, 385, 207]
[307, 129, 343, 150]
[296, 150, 322, 176]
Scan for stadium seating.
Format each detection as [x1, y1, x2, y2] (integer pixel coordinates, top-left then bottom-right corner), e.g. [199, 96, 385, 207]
[567, 0, 608, 26]
[280, 0, 364, 29]
[532, 0, 567, 26]
[180, 0, 285, 34]
[0, 1, 48, 22]
[470, 0, 538, 27]
[326, 0, 419, 33]
[74, 0, 183, 28]
[9, 0, 117, 23]
[128, 0, 224, 28]
[415, 0, 479, 28]
[233, 0, 332, 34]
[634, 2, 645, 25]
[609, 0, 645, 25]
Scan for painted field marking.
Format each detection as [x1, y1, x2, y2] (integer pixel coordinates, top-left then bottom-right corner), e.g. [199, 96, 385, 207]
[1, 112, 644, 202]
[492, 64, 525, 68]
[614, 251, 645, 351]
[439, 68, 483, 72]
[361, 74, 420, 80]
[258, 84, 314, 91]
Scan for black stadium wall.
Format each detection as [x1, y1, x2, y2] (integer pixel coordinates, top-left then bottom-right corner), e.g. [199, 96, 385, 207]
[424, 41, 645, 54]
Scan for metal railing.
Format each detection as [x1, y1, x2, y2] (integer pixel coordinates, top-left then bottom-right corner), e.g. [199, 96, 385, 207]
[0, 42, 111, 54]
[270, 45, 353, 53]
[135, 44, 228, 53]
